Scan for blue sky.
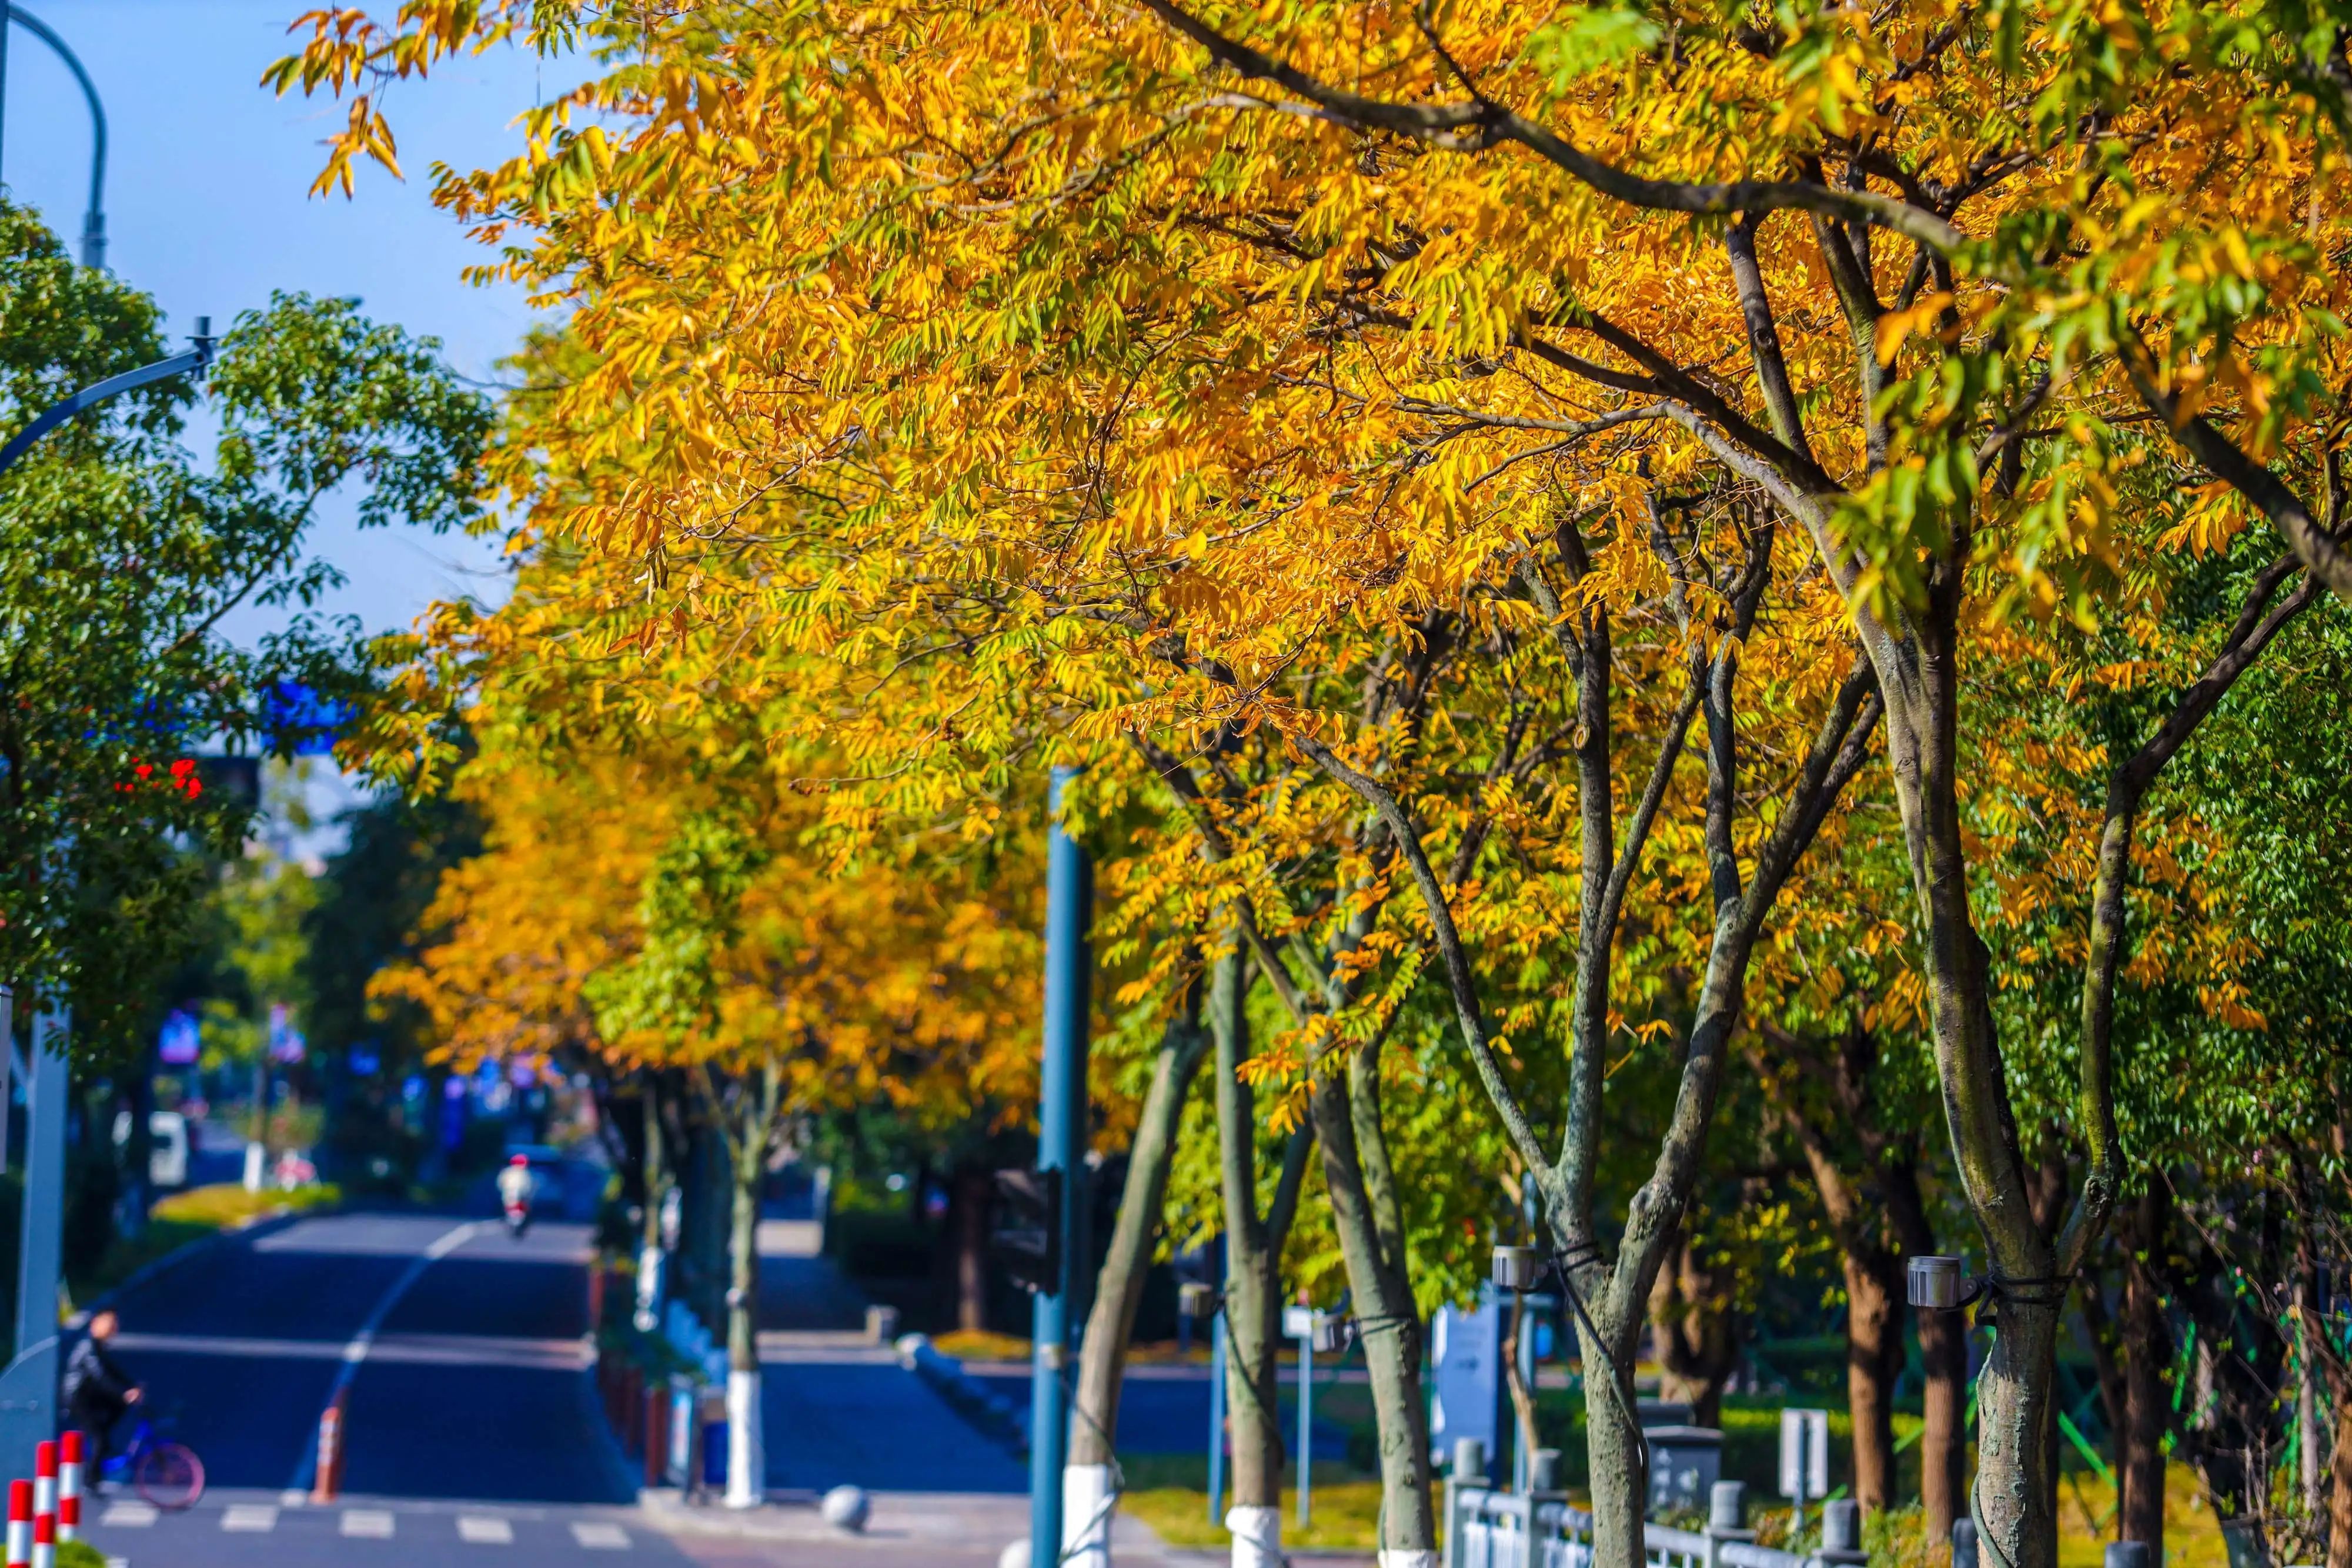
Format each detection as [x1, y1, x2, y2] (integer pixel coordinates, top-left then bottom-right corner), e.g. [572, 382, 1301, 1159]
[4, 0, 566, 646]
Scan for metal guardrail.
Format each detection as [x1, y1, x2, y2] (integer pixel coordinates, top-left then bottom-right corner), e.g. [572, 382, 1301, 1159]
[1442, 1484, 1824, 1568]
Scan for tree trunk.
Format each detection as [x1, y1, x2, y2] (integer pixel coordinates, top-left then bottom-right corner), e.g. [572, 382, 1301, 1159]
[1919, 1300, 1969, 1544]
[254, 1057, 272, 1162]
[2328, 1380, 2352, 1568]
[1976, 1296, 2063, 1568]
[2119, 1186, 2171, 1556]
[1578, 1308, 1649, 1568]
[724, 1107, 766, 1508]
[1066, 1004, 1210, 1566]
[951, 1165, 992, 1334]
[1310, 1048, 1435, 1567]
[1211, 944, 1304, 1568]
[682, 1112, 730, 1326]
[1885, 1157, 1965, 1546]
[2301, 1332, 2323, 1523]
[2079, 1272, 2126, 1493]
[1502, 1291, 1542, 1486]
[636, 1083, 670, 1332]
[1649, 1229, 1745, 1429]
[1844, 1247, 1903, 1514]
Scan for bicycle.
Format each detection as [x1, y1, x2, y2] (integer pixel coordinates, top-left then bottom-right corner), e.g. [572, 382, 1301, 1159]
[98, 1409, 205, 1510]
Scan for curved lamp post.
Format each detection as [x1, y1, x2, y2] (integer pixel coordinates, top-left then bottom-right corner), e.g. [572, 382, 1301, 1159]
[0, 2, 109, 270]
[0, 319, 216, 480]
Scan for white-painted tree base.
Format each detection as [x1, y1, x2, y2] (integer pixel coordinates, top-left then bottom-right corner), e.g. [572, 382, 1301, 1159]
[1379, 1552, 1441, 1568]
[1225, 1505, 1282, 1568]
[1062, 1463, 1115, 1568]
[723, 1369, 764, 1508]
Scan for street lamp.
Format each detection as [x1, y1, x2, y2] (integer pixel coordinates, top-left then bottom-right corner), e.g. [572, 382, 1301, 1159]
[0, 318, 216, 479]
[0, 2, 109, 269]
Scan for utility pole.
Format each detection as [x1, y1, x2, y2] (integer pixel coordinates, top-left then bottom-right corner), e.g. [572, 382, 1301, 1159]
[0, 999, 69, 1469]
[1031, 765, 1092, 1568]
[0, 5, 109, 268]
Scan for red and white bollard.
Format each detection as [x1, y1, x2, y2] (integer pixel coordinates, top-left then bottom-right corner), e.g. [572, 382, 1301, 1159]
[312, 1396, 346, 1504]
[6, 1478, 31, 1568]
[54, 1435, 78, 1544]
[29, 1445, 54, 1568]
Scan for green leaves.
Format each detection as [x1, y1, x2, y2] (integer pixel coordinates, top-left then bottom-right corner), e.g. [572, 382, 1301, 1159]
[1522, 2, 1662, 92]
[0, 205, 489, 1064]
[207, 293, 493, 536]
[586, 807, 769, 1047]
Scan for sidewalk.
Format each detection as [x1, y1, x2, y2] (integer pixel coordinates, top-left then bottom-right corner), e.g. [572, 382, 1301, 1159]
[628, 1225, 1366, 1567]
[643, 1487, 1199, 1567]
[751, 1234, 1031, 1496]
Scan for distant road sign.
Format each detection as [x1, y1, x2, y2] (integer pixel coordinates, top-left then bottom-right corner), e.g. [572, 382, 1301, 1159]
[1779, 1407, 1829, 1499]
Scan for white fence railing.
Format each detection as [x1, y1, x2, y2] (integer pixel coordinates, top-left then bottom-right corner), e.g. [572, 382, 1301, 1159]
[1442, 1482, 1851, 1568]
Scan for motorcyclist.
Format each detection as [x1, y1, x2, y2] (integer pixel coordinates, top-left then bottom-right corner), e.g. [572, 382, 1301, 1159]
[496, 1154, 536, 1234]
[62, 1310, 140, 1485]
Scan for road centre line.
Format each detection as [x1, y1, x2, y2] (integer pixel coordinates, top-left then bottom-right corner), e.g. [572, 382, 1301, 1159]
[286, 1219, 482, 1496]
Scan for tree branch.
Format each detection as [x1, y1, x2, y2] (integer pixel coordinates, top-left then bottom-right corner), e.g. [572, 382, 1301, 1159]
[2121, 338, 2352, 602]
[1723, 217, 1817, 465]
[1287, 727, 1556, 1187]
[2058, 560, 2321, 1274]
[1137, 0, 1967, 255]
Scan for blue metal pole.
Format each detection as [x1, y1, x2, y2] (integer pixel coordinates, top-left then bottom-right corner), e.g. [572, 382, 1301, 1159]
[1031, 765, 1091, 1568]
[4, 5, 108, 268]
[1208, 1310, 1227, 1524]
[1297, 1326, 1313, 1529]
[0, 325, 214, 479]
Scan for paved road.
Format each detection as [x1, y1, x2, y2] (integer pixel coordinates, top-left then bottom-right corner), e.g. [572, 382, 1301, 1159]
[963, 1362, 1355, 1460]
[75, 1203, 1218, 1568]
[85, 1209, 692, 1567]
[82, 1488, 689, 1568]
[756, 1245, 1031, 1496]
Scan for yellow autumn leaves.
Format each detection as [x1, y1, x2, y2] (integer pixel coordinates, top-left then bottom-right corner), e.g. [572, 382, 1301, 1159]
[296, 0, 2346, 1257]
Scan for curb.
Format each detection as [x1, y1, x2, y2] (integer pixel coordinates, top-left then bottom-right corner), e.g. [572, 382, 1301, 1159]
[634, 1486, 853, 1543]
[893, 1333, 1029, 1456]
[580, 1355, 644, 1506]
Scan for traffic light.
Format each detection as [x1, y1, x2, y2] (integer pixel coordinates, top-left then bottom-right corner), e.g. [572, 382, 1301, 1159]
[990, 1167, 1062, 1295]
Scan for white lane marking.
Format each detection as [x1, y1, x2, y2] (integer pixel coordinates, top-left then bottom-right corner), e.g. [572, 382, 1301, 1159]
[341, 1509, 396, 1538]
[113, 1331, 586, 1370]
[572, 1522, 630, 1549]
[457, 1516, 513, 1544]
[98, 1502, 156, 1527]
[222, 1504, 279, 1532]
[280, 1489, 308, 1506]
[286, 1219, 483, 1496]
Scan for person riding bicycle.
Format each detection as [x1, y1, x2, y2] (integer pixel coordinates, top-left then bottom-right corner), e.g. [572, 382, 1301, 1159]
[62, 1310, 141, 1482]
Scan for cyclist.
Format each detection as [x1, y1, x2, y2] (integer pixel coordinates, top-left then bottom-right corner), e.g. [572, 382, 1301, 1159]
[62, 1310, 141, 1485]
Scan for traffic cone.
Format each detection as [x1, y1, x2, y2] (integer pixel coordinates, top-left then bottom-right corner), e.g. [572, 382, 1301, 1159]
[29, 1446, 52, 1568]
[54, 1436, 77, 1545]
[7, 1479, 31, 1568]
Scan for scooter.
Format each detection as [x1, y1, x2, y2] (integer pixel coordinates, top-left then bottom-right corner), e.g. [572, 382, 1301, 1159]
[502, 1198, 532, 1238]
